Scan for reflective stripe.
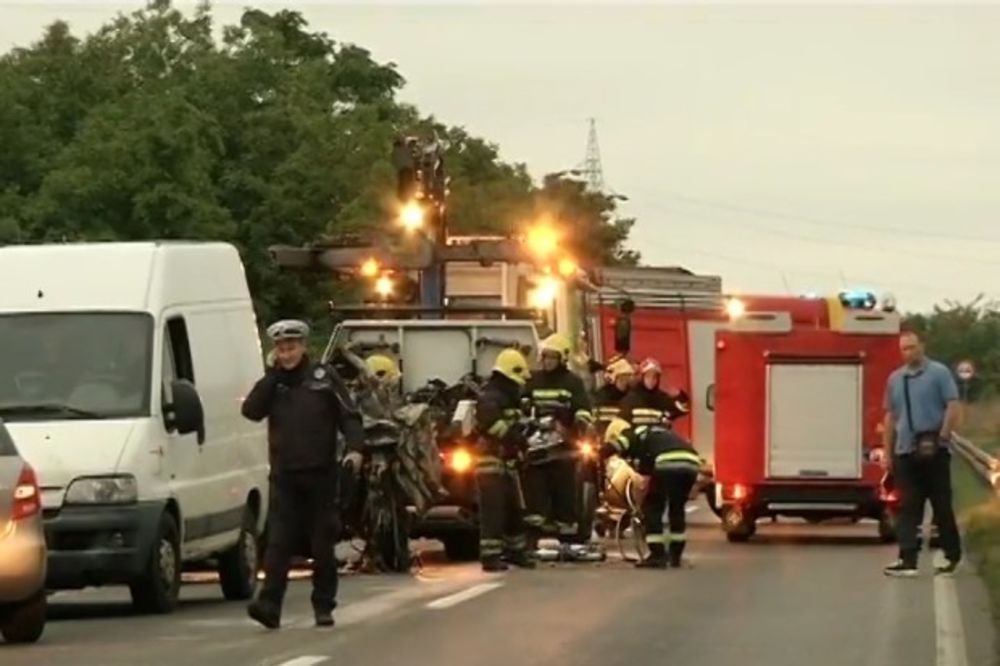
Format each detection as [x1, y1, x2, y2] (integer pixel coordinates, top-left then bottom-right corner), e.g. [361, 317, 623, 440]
[613, 435, 630, 451]
[525, 514, 546, 527]
[633, 408, 663, 416]
[597, 407, 620, 417]
[476, 457, 504, 474]
[668, 532, 687, 543]
[480, 539, 503, 556]
[635, 426, 649, 437]
[532, 389, 574, 399]
[654, 450, 702, 467]
[575, 410, 595, 424]
[504, 534, 527, 550]
[557, 522, 579, 536]
[645, 533, 666, 545]
[488, 419, 511, 437]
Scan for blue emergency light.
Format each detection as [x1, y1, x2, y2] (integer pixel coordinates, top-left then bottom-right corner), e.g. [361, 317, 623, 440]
[838, 290, 877, 310]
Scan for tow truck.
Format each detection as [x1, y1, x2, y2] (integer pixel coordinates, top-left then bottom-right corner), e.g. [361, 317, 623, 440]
[712, 292, 901, 542]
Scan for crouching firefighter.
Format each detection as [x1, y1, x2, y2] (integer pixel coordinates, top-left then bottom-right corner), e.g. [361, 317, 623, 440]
[524, 334, 595, 543]
[602, 418, 701, 568]
[474, 349, 536, 572]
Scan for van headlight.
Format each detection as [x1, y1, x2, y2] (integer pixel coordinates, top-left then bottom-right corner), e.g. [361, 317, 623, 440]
[65, 475, 138, 505]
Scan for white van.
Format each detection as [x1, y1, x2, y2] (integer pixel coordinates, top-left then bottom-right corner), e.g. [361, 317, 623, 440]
[0, 242, 269, 613]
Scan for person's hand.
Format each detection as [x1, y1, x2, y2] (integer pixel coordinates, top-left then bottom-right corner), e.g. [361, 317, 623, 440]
[342, 451, 363, 473]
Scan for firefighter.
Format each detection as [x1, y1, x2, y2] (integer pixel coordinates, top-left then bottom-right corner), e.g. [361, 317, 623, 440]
[475, 348, 536, 572]
[602, 418, 702, 568]
[593, 357, 635, 431]
[242, 319, 364, 629]
[523, 334, 595, 543]
[620, 357, 690, 428]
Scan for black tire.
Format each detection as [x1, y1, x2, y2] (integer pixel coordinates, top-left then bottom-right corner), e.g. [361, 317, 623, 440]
[0, 593, 46, 644]
[878, 510, 898, 544]
[218, 506, 260, 601]
[721, 506, 755, 543]
[130, 512, 181, 614]
[576, 481, 598, 542]
[373, 486, 411, 573]
[442, 532, 480, 561]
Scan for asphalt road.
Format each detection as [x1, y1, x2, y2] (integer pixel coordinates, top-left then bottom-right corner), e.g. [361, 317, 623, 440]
[1, 507, 995, 666]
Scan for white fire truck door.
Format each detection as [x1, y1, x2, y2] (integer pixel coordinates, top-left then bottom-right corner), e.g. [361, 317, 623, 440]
[766, 362, 864, 480]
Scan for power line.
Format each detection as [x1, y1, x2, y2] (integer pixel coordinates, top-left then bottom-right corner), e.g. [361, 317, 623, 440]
[631, 187, 1000, 245]
[638, 199, 1000, 268]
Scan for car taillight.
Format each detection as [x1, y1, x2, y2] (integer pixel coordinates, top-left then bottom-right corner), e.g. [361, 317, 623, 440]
[12, 465, 41, 520]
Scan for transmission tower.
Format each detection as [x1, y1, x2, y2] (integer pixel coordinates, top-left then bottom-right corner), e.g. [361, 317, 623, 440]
[579, 118, 606, 192]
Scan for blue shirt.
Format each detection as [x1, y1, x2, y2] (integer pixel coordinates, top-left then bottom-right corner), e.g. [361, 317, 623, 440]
[884, 359, 959, 455]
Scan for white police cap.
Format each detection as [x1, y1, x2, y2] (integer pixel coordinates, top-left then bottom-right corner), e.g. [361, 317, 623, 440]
[266, 319, 310, 342]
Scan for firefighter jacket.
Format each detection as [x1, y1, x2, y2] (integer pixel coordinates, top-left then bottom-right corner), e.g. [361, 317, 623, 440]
[602, 425, 702, 477]
[475, 372, 528, 460]
[525, 366, 595, 429]
[620, 384, 690, 428]
[593, 384, 629, 429]
[242, 358, 364, 474]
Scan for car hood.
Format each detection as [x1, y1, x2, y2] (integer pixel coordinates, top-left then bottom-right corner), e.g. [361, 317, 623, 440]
[5, 420, 137, 509]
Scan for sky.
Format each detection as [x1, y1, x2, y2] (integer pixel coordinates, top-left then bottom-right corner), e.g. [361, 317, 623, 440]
[3, 1, 1000, 312]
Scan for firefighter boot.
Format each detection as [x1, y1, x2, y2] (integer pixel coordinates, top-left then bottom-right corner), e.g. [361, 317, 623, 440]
[482, 556, 510, 573]
[668, 541, 686, 569]
[505, 550, 538, 570]
[636, 544, 668, 569]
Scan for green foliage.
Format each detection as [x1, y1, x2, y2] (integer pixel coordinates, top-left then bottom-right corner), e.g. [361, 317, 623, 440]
[0, 1, 637, 330]
[903, 295, 1000, 399]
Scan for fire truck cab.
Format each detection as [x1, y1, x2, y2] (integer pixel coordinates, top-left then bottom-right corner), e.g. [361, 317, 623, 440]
[713, 293, 901, 542]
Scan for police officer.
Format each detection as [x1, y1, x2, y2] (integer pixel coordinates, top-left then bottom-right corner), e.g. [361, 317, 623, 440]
[593, 358, 635, 431]
[475, 348, 535, 572]
[620, 358, 690, 428]
[523, 334, 595, 543]
[602, 418, 702, 568]
[242, 320, 364, 629]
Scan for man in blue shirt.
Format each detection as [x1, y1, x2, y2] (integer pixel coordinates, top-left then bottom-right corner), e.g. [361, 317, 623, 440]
[881, 330, 962, 577]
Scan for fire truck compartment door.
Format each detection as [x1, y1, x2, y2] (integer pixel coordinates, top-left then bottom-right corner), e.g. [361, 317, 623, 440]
[766, 363, 863, 479]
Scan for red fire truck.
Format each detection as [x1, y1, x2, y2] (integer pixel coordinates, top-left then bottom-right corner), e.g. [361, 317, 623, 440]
[712, 295, 901, 542]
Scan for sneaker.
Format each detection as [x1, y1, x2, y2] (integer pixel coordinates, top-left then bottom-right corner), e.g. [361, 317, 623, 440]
[934, 559, 960, 577]
[247, 600, 281, 629]
[883, 560, 919, 578]
[314, 611, 335, 628]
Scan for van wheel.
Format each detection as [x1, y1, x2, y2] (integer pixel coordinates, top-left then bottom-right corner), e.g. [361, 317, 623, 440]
[219, 507, 260, 601]
[130, 513, 181, 614]
[0, 593, 46, 644]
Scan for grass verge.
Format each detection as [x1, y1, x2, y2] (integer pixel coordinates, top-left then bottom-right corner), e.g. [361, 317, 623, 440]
[955, 400, 1000, 653]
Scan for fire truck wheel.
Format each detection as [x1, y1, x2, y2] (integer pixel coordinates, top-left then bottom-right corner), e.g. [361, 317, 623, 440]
[877, 510, 898, 544]
[721, 506, 755, 543]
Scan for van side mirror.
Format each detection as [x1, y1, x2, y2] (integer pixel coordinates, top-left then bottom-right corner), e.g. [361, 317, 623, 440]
[165, 380, 206, 444]
[706, 384, 716, 412]
[613, 298, 635, 354]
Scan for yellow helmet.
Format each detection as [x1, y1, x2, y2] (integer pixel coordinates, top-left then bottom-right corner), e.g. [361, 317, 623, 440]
[494, 348, 531, 385]
[607, 358, 635, 382]
[604, 418, 632, 445]
[539, 333, 572, 362]
[365, 354, 400, 381]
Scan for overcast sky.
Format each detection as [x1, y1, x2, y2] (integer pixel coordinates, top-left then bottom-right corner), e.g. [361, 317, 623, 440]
[3, 1, 1000, 311]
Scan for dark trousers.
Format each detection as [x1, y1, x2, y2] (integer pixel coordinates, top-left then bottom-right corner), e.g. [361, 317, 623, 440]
[895, 449, 961, 565]
[522, 457, 579, 540]
[476, 457, 528, 559]
[643, 468, 698, 558]
[259, 469, 340, 615]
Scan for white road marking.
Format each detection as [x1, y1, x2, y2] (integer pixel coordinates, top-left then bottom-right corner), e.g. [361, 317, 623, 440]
[934, 572, 970, 666]
[278, 657, 328, 666]
[425, 582, 504, 610]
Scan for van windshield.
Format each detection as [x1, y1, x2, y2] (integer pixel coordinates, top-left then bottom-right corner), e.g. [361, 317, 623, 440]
[0, 313, 153, 421]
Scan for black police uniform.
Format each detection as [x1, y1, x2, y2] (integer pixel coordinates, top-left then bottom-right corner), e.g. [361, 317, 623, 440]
[620, 384, 690, 428]
[603, 425, 701, 567]
[523, 366, 594, 541]
[475, 372, 531, 569]
[242, 357, 363, 623]
[593, 384, 628, 431]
